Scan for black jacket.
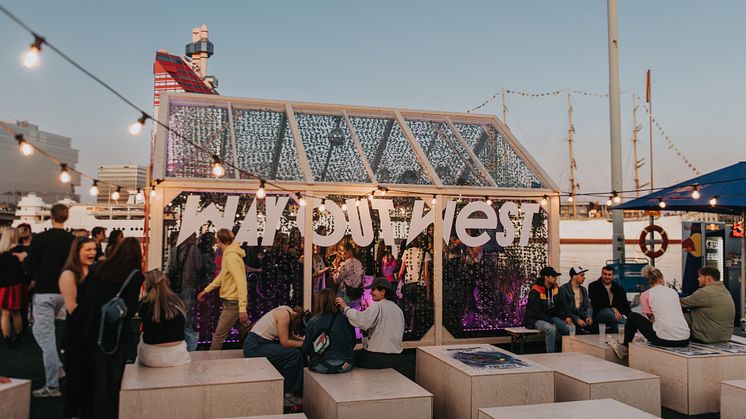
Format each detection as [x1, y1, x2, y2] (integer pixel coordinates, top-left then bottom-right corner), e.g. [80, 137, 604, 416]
[303, 312, 356, 366]
[25, 228, 74, 294]
[524, 278, 560, 328]
[0, 245, 27, 287]
[588, 278, 631, 316]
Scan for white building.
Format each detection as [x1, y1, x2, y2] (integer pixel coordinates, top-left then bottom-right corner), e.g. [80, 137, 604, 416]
[96, 165, 147, 204]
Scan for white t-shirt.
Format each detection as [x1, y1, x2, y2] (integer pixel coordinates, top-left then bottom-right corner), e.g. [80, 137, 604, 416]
[252, 306, 293, 341]
[646, 285, 690, 341]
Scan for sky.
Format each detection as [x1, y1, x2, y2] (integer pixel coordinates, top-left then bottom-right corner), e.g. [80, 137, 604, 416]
[1, 0, 744, 202]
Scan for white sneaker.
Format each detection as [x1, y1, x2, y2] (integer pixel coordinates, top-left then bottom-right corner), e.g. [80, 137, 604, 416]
[609, 340, 628, 360]
[32, 387, 62, 398]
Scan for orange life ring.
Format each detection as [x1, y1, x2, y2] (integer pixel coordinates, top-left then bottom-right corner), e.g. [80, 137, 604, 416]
[639, 224, 668, 259]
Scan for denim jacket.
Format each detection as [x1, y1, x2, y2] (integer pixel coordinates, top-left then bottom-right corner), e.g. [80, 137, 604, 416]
[557, 282, 593, 322]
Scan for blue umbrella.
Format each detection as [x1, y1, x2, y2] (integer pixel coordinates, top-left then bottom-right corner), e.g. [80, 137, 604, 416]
[614, 161, 746, 328]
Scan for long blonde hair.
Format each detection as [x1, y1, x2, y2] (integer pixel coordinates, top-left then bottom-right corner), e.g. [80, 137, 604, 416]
[141, 269, 186, 323]
[0, 228, 20, 254]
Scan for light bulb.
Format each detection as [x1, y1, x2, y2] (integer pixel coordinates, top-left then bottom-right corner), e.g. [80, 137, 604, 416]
[19, 140, 34, 156]
[111, 189, 121, 201]
[211, 161, 225, 177]
[692, 186, 700, 199]
[367, 193, 374, 201]
[606, 198, 613, 206]
[136, 189, 144, 201]
[319, 199, 326, 212]
[380, 187, 387, 196]
[431, 195, 437, 205]
[341, 203, 347, 211]
[23, 48, 40, 68]
[128, 113, 148, 136]
[709, 196, 718, 207]
[299, 197, 307, 207]
[567, 195, 574, 203]
[150, 187, 157, 198]
[59, 164, 71, 183]
[485, 197, 493, 206]
[355, 198, 361, 207]
[659, 200, 666, 209]
[613, 194, 621, 204]
[541, 195, 548, 206]
[89, 183, 99, 196]
[256, 181, 266, 199]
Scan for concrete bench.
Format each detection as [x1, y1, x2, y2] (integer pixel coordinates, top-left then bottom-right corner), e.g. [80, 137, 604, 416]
[0, 378, 30, 419]
[189, 349, 244, 361]
[562, 334, 625, 365]
[504, 327, 541, 354]
[478, 399, 658, 419]
[119, 358, 283, 419]
[416, 344, 553, 419]
[629, 342, 746, 415]
[523, 352, 660, 416]
[303, 368, 432, 419]
[721, 379, 746, 419]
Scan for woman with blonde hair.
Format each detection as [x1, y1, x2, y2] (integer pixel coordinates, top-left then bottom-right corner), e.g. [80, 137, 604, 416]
[0, 228, 27, 349]
[609, 265, 689, 359]
[137, 269, 190, 367]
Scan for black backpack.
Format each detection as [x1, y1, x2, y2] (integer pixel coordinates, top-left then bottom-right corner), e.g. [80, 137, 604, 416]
[97, 269, 139, 355]
[312, 313, 339, 355]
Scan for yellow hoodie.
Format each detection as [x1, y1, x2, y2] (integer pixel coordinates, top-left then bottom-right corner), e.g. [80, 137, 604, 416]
[203, 242, 248, 313]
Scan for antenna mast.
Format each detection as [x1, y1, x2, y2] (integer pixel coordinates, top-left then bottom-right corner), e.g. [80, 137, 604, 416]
[567, 91, 578, 217]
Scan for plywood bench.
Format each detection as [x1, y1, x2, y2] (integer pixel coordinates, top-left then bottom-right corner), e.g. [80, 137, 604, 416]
[721, 379, 746, 419]
[562, 334, 624, 365]
[523, 352, 660, 416]
[629, 342, 746, 415]
[217, 414, 307, 419]
[504, 327, 541, 354]
[189, 349, 244, 361]
[478, 399, 658, 419]
[119, 358, 283, 419]
[416, 344, 553, 419]
[303, 368, 432, 419]
[0, 378, 30, 419]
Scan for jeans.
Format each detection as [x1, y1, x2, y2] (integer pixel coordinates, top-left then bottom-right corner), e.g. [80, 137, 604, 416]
[244, 333, 303, 395]
[32, 293, 64, 388]
[534, 317, 568, 353]
[595, 308, 626, 333]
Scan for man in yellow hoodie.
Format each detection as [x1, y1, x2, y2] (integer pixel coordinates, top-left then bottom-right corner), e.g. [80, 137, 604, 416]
[198, 228, 250, 349]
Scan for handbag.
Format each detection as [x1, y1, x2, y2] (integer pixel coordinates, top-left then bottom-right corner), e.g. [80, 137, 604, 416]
[312, 312, 339, 355]
[98, 269, 139, 355]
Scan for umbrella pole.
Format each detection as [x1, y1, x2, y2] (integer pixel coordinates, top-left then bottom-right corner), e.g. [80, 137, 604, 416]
[741, 210, 746, 331]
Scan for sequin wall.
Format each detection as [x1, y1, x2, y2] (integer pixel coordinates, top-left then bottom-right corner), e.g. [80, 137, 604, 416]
[443, 199, 548, 339]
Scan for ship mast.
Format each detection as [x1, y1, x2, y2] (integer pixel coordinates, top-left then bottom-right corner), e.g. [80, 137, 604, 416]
[631, 91, 646, 197]
[567, 91, 578, 217]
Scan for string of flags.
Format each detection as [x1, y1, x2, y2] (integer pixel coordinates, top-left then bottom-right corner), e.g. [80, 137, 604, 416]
[637, 95, 700, 176]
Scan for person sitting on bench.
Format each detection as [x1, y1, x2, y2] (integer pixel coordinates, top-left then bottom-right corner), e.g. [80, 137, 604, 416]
[524, 267, 566, 352]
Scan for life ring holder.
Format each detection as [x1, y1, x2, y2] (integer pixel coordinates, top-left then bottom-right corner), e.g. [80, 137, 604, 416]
[639, 224, 668, 259]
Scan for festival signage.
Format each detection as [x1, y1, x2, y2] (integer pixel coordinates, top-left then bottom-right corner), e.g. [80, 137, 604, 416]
[175, 194, 541, 249]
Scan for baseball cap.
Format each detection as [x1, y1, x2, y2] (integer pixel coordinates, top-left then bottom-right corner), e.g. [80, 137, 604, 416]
[365, 277, 396, 292]
[569, 266, 589, 276]
[539, 267, 561, 277]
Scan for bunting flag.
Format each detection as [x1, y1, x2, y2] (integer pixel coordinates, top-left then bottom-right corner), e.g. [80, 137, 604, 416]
[638, 96, 700, 176]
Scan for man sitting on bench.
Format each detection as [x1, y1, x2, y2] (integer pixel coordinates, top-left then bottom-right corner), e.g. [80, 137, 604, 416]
[589, 265, 630, 333]
[524, 267, 567, 352]
[680, 267, 735, 343]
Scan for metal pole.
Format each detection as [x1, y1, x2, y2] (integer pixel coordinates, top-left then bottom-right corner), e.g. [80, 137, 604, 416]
[567, 92, 578, 217]
[648, 70, 656, 266]
[607, 0, 625, 263]
[741, 210, 745, 330]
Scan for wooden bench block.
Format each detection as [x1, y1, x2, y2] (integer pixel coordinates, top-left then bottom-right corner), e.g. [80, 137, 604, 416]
[478, 399, 658, 419]
[629, 342, 746, 415]
[0, 378, 30, 419]
[189, 349, 244, 361]
[217, 414, 307, 419]
[523, 352, 660, 416]
[119, 358, 283, 419]
[303, 368, 432, 419]
[562, 334, 624, 365]
[416, 344, 553, 419]
[721, 379, 746, 419]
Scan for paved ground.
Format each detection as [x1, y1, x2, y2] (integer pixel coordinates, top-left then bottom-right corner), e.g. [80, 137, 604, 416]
[2, 322, 741, 418]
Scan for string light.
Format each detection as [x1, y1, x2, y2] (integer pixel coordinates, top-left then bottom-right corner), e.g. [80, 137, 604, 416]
[431, 195, 437, 205]
[136, 188, 144, 201]
[567, 195, 574, 203]
[540, 194, 548, 206]
[111, 186, 121, 201]
[319, 199, 326, 212]
[59, 163, 71, 183]
[485, 196, 493, 206]
[379, 186, 388, 196]
[296, 192, 306, 207]
[612, 191, 621, 204]
[149, 186, 157, 198]
[658, 198, 666, 209]
[691, 185, 700, 199]
[16, 134, 33, 156]
[22, 35, 44, 69]
[256, 181, 266, 199]
[341, 203, 347, 211]
[128, 113, 148, 136]
[367, 192, 374, 201]
[710, 195, 718, 207]
[606, 197, 613, 206]
[89, 180, 99, 196]
[211, 155, 225, 178]
[355, 198, 361, 207]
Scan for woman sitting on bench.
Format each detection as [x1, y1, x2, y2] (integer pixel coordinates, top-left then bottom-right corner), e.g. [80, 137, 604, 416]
[303, 288, 355, 373]
[609, 266, 690, 359]
[137, 269, 190, 367]
[244, 304, 305, 409]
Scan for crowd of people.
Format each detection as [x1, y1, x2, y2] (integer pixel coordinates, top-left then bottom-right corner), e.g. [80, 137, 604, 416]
[525, 263, 736, 358]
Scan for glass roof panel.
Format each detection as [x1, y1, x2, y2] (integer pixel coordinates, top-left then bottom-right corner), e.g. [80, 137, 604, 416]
[294, 113, 371, 183]
[231, 108, 304, 181]
[455, 123, 545, 189]
[349, 116, 432, 185]
[406, 120, 490, 186]
[167, 104, 232, 178]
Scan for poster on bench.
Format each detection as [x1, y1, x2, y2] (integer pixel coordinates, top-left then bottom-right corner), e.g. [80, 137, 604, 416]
[445, 346, 530, 370]
[643, 343, 720, 356]
[691, 342, 746, 354]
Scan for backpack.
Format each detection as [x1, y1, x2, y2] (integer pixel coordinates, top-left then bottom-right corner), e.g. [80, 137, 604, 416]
[312, 312, 339, 355]
[98, 269, 139, 355]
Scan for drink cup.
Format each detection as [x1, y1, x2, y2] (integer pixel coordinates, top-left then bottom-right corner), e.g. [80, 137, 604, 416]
[599, 323, 606, 338]
[618, 324, 625, 336]
[568, 324, 576, 336]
